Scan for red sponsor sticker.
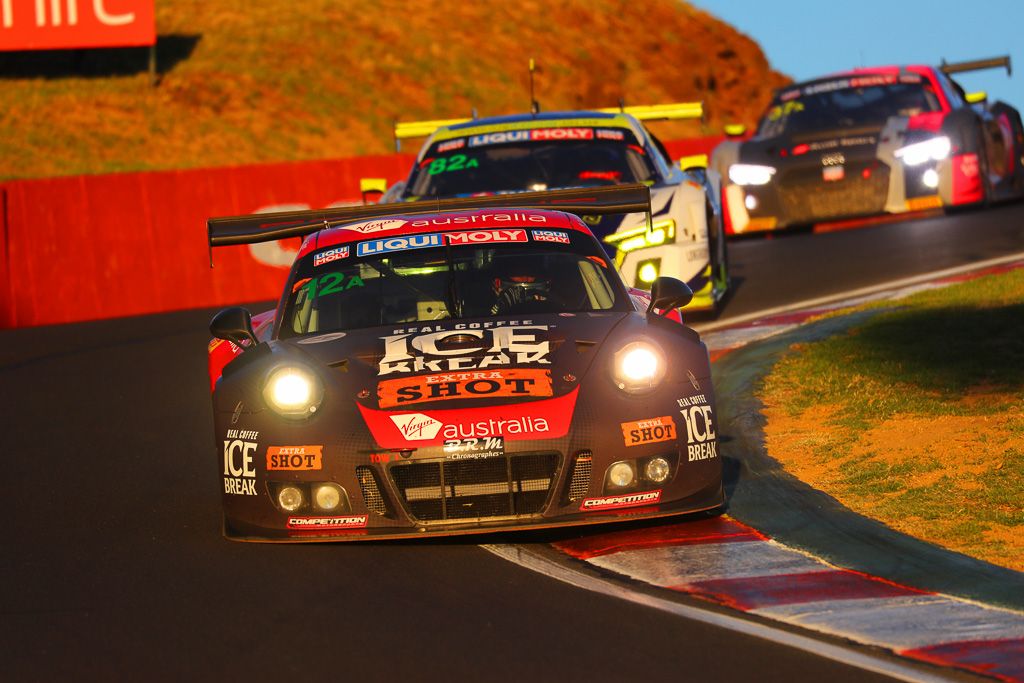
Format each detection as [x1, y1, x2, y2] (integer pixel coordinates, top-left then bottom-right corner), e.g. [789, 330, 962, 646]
[287, 516, 367, 530]
[530, 128, 594, 141]
[377, 369, 552, 408]
[266, 445, 323, 471]
[444, 229, 528, 245]
[358, 387, 579, 448]
[581, 490, 662, 512]
[531, 230, 570, 244]
[621, 416, 676, 447]
[437, 139, 466, 152]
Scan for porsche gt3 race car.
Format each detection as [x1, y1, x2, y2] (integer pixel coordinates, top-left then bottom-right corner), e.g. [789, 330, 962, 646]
[206, 186, 724, 541]
[378, 104, 729, 311]
[712, 56, 1024, 234]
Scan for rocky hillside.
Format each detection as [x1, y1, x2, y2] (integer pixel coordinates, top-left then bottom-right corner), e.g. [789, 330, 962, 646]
[0, 0, 788, 179]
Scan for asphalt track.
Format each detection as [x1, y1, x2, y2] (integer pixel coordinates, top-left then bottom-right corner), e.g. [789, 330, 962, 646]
[2, 202, 1022, 681]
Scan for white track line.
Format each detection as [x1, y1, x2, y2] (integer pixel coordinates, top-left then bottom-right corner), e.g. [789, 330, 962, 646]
[694, 251, 1024, 333]
[482, 544, 957, 683]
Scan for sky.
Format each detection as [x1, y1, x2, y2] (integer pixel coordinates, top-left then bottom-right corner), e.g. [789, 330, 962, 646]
[689, 0, 1023, 111]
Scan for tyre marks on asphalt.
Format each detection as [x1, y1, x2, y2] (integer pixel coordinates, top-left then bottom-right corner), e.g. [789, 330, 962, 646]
[554, 517, 1024, 682]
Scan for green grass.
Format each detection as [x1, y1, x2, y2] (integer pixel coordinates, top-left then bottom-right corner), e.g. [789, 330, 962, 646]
[759, 267, 1024, 570]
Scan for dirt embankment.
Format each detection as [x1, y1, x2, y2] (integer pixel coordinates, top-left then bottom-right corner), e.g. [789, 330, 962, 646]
[0, 0, 788, 180]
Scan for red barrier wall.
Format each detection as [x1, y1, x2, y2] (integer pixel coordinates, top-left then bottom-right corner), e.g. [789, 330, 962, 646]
[0, 137, 722, 329]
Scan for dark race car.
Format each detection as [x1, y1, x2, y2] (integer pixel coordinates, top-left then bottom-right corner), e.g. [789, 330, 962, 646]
[712, 56, 1024, 234]
[206, 186, 724, 541]
[377, 104, 730, 312]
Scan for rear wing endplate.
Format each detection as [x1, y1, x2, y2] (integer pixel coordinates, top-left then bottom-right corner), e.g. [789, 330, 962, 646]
[940, 55, 1012, 77]
[207, 184, 652, 262]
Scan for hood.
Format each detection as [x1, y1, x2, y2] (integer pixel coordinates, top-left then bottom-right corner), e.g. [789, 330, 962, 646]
[282, 311, 631, 412]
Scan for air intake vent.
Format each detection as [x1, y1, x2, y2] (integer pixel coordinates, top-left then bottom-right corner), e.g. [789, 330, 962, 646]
[568, 452, 592, 502]
[356, 466, 388, 515]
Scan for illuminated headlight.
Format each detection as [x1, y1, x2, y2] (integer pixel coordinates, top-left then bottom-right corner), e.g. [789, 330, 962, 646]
[922, 168, 940, 188]
[263, 365, 324, 419]
[613, 341, 666, 394]
[608, 461, 636, 488]
[895, 136, 951, 166]
[314, 484, 343, 511]
[278, 485, 304, 512]
[728, 164, 776, 186]
[645, 457, 671, 483]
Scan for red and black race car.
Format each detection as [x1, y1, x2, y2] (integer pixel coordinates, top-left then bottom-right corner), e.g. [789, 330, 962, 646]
[712, 56, 1024, 234]
[206, 186, 724, 541]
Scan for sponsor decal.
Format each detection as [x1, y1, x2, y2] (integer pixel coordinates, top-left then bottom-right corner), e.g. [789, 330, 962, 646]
[677, 395, 717, 461]
[313, 246, 350, 267]
[357, 233, 443, 257]
[436, 138, 465, 152]
[223, 429, 259, 496]
[389, 413, 443, 441]
[442, 436, 505, 460]
[442, 415, 548, 440]
[266, 445, 323, 471]
[581, 490, 662, 512]
[287, 516, 368, 530]
[444, 229, 527, 245]
[341, 218, 407, 234]
[469, 130, 531, 147]
[358, 387, 578, 448]
[850, 74, 896, 88]
[378, 324, 550, 375]
[595, 128, 626, 140]
[780, 88, 800, 102]
[531, 229, 570, 244]
[378, 369, 552, 408]
[686, 370, 700, 391]
[621, 416, 677, 447]
[408, 213, 549, 227]
[208, 338, 224, 352]
[530, 127, 594, 140]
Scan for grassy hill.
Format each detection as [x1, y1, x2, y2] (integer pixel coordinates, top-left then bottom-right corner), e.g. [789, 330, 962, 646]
[0, 0, 788, 180]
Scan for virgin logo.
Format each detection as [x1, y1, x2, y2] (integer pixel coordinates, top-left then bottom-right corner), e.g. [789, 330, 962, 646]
[389, 413, 442, 440]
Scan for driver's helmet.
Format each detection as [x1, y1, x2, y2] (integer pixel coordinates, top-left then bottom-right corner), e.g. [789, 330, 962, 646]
[490, 261, 552, 315]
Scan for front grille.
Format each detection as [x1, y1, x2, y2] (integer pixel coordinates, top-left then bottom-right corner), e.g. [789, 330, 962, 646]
[389, 452, 559, 523]
[777, 162, 890, 222]
[356, 466, 388, 515]
[568, 452, 592, 502]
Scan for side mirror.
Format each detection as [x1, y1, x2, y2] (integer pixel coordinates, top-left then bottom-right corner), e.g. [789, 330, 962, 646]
[724, 123, 747, 138]
[648, 276, 693, 315]
[210, 307, 257, 349]
[965, 91, 988, 105]
[360, 177, 388, 205]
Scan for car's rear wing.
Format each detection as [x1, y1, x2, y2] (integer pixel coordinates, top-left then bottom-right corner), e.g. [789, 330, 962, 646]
[391, 101, 704, 151]
[939, 55, 1012, 77]
[207, 184, 652, 261]
[595, 101, 704, 122]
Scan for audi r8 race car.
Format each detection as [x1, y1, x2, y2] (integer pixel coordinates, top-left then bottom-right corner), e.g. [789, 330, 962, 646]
[206, 186, 724, 541]
[376, 103, 729, 311]
[712, 56, 1024, 234]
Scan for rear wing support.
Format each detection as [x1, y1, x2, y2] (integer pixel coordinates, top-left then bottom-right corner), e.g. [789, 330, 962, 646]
[940, 55, 1012, 77]
[207, 184, 652, 264]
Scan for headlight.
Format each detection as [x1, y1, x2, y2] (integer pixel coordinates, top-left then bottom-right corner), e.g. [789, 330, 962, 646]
[895, 136, 951, 166]
[728, 164, 776, 186]
[263, 365, 324, 419]
[613, 341, 666, 394]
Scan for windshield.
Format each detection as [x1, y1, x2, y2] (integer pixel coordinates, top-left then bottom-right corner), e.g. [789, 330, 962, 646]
[280, 227, 629, 337]
[403, 127, 657, 198]
[758, 76, 942, 138]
